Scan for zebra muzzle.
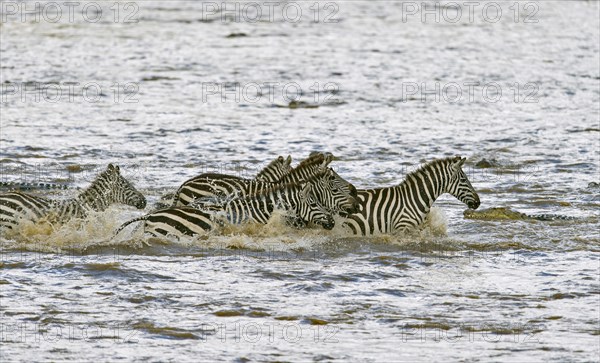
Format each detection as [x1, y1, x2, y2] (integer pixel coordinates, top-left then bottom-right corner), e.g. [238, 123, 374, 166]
[321, 220, 335, 230]
[135, 198, 147, 209]
[345, 200, 360, 214]
[467, 196, 480, 210]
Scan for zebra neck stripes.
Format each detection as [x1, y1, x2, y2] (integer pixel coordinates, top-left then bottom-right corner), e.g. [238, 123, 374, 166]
[224, 178, 334, 228]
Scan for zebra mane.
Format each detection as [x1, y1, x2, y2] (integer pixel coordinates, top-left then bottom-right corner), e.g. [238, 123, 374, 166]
[403, 156, 463, 183]
[237, 172, 325, 202]
[281, 152, 332, 182]
[261, 155, 292, 171]
[294, 152, 332, 171]
[78, 164, 119, 193]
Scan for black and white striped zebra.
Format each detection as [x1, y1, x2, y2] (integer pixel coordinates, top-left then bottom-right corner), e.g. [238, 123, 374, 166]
[0, 164, 146, 229]
[153, 155, 293, 209]
[343, 156, 480, 235]
[255, 155, 292, 182]
[115, 173, 336, 238]
[172, 152, 358, 215]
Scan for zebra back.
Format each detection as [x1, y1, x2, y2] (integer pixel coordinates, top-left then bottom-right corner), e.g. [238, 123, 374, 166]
[173, 173, 258, 206]
[154, 155, 292, 209]
[0, 192, 55, 228]
[173, 153, 331, 207]
[171, 154, 316, 207]
[115, 206, 214, 238]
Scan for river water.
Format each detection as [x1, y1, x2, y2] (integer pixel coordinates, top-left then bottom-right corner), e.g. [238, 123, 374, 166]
[1, 1, 599, 362]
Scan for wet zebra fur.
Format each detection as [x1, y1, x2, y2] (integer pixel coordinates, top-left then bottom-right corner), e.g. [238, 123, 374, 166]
[115, 175, 335, 238]
[343, 156, 480, 236]
[153, 155, 293, 209]
[172, 152, 358, 216]
[255, 155, 293, 182]
[0, 164, 146, 229]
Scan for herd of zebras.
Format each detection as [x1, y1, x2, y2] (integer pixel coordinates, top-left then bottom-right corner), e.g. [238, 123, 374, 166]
[0, 153, 481, 239]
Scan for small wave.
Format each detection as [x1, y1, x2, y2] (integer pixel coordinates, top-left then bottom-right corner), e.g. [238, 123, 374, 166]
[1, 207, 451, 255]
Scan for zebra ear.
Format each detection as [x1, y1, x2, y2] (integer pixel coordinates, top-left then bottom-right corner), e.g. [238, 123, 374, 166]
[285, 155, 292, 166]
[323, 152, 334, 166]
[452, 157, 466, 174]
[319, 159, 329, 170]
[300, 183, 311, 200]
[108, 164, 120, 173]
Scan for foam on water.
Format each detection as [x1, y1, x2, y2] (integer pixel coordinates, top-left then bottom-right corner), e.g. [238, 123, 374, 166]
[0, 206, 450, 253]
[1, 207, 141, 252]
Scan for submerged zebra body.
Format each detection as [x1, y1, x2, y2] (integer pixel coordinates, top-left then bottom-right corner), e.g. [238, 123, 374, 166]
[0, 164, 146, 229]
[153, 155, 292, 209]
[344, 156, 480, 236]
[116, 176, 335, 238]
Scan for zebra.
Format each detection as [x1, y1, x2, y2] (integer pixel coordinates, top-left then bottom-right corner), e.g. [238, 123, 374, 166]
[343, 156, 480, 236]
[255, 155, 292, 182]
[0, 164, 146, 230]
[171, 152, 358, 216]
[153, 155, 293, 209]
[115, 174, 336, 238]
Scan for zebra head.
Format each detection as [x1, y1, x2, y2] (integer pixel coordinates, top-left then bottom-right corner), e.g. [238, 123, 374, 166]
[310, 166, 360, 217]
[256, 155, 293, 183]
[445, 157, 480, 210]
[102, 164, 147, 209]
[298, 182, 335, 230]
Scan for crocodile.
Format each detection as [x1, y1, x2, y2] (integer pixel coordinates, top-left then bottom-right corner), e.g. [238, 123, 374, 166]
[0, 181, 72, 191]
[463, 207, 575, 221]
